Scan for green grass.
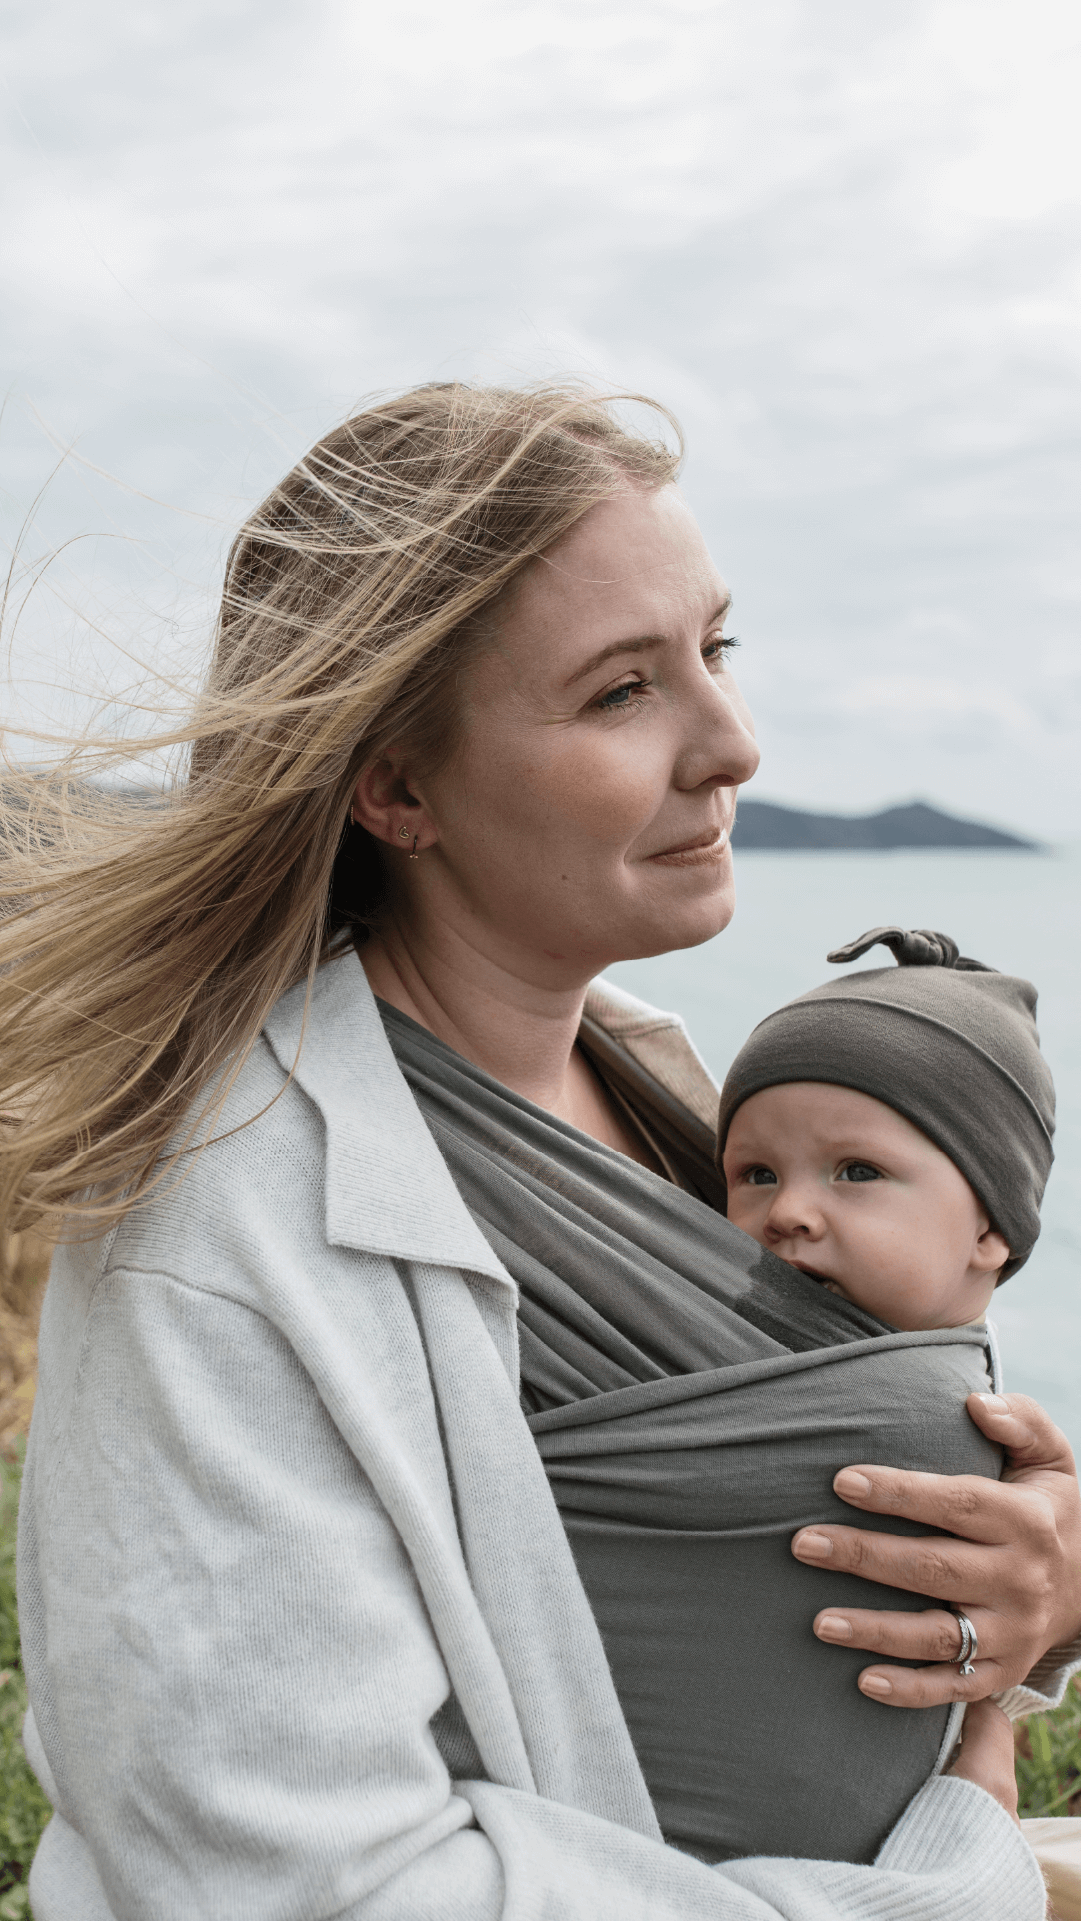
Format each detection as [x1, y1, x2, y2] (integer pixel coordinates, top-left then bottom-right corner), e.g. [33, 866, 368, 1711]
[0, 1443, 1076, 1916]
[1016, 1675, 1081, 1818]
[0, 1450, 51, 1920]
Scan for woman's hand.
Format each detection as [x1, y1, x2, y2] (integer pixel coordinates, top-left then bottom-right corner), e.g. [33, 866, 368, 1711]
[792, 1392, 1081, 1707]
[946, 1699, 1020, 1823]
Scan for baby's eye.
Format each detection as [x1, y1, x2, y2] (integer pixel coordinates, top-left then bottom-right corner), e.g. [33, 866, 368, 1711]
[746, 1166, 778, 1186]
[838, 1162, 881, 1183]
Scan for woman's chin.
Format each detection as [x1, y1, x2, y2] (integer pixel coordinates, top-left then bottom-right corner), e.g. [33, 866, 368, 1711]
[612, 882, 736, 963]
[663, 864, 736, 944]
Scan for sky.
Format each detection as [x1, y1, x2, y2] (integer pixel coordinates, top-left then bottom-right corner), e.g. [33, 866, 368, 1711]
[2, 0, 1080, 834]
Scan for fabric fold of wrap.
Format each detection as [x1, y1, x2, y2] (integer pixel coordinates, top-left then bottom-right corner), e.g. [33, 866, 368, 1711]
[378, 999, 1001, 1867]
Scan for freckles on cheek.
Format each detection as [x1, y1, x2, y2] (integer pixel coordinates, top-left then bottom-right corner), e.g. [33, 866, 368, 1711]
[539, 744, 661, 840]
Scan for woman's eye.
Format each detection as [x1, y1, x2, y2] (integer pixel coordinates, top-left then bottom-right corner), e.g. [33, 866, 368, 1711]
[703, 631, 739, 663]
[595, 677, 648, 711]
[839, 1163, 881, 1183]
[746, 1166, 778, 1186]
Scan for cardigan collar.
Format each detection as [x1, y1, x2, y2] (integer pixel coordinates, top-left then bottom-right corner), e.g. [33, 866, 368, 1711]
[263, 947, 514, 1290]
[262, 947, 721, 1294]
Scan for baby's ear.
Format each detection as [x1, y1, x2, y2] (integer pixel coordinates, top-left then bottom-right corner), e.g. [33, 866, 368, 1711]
[974, 1222, 1011, 1275]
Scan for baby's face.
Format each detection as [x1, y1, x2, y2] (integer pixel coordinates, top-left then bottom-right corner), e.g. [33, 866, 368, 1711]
[722, 1082, 1010, 1330]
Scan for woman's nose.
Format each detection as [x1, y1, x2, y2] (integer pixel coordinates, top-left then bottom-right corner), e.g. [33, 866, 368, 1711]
[675, 671, 761, 793]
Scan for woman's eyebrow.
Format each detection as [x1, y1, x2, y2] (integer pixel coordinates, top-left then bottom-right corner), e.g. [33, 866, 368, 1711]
[564, 599, 733, 688]
[565, 635, 658, 687]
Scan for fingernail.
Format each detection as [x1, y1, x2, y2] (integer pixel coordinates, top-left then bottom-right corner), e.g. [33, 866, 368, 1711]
[835, 1470, 872, 1500]
[978, 1394, 1009, 1415]
[817, 1615, 853, 1641]
[860, 1675, 893, 1697]
[794, 1531, 834, 1560]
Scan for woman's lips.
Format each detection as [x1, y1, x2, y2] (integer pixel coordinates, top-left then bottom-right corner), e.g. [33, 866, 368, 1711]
[649, 827, 730, 867]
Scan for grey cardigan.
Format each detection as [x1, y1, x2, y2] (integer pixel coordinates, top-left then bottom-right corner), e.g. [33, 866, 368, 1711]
[18, 950, 1053, 1919]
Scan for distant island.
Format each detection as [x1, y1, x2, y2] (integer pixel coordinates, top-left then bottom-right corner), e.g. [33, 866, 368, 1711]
[731, 799, 1041, 853]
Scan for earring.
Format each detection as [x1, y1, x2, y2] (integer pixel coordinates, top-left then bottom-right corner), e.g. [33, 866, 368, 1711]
[409, 835, 419, 860]
[397, 826, 410, 840]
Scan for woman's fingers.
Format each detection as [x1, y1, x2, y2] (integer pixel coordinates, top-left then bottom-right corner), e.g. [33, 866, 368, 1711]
[823, 1458, 1045, 1546]
[793, 1389, 1081, 1704]
[946, 1699, 1020, 1824]
[812, 1604, 1013, 1706]
[814, 1604, 987, 1665]
[791, 1515, 1049, 1692]
[963, 1393, 1081, 1653]
[792, 1517, 1004, 1601]
[851, 1660, 999, 1707]
[797, 1392, 1081, 1656]
[965, 1391, 1077, 1480]
[813, 1605, 1016, 1706]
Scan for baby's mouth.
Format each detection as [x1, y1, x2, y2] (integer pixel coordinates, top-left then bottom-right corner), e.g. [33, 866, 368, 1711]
[789, 1259, 841, 1292]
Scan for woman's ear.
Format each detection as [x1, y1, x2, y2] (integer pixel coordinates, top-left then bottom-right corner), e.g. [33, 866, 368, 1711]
[350, 756, 437, 853]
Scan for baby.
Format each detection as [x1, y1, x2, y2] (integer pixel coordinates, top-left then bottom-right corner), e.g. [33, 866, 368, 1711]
[712, 924, 1059, 1854]
[716, 924, 1056, 1331]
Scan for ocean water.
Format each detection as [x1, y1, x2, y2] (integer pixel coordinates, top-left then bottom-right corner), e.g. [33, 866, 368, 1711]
[606, 845, 1081, 1462]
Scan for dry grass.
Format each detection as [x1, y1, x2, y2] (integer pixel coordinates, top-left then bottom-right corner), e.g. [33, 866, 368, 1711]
[0, 1238, 50, 1460]
[0, 1449, 52, 1914]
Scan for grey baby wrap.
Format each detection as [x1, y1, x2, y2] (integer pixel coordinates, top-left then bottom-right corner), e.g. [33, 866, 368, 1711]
[379, 1002, 1001, 1867]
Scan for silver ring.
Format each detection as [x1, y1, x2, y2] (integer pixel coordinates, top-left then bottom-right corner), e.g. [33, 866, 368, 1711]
[953, 1611, 978, 1676]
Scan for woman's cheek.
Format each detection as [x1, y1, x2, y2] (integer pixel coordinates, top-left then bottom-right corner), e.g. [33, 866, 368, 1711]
[546, 736, 668, 841]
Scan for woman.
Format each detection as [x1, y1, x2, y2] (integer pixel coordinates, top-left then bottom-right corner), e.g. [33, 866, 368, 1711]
[5, 384, 1078, 1920]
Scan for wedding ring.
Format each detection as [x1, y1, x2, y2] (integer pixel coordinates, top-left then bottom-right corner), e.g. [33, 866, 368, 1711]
[953, 1611, 978, 1676]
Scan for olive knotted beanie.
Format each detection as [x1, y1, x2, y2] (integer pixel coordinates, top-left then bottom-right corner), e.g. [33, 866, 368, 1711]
[716, 926, 1056, 1278]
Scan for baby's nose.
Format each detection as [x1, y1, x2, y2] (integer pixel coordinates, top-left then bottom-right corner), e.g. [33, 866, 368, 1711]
[764, 1187, 826, 1241]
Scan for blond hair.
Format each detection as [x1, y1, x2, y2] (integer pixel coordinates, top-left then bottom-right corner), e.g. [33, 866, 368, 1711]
[0, 382, 681, 1249]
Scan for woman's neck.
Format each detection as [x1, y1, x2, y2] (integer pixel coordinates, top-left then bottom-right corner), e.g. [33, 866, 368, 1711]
[357, 919, 659, 1167]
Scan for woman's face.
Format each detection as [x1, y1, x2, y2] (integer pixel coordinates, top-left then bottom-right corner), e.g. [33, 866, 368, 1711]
[390, 483, 760, 985]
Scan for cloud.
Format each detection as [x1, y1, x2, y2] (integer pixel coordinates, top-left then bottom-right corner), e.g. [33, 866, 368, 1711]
[2, 0, 1079, 830]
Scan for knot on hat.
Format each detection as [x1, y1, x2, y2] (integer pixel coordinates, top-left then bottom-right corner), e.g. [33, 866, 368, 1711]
[826, 925, 991, 972]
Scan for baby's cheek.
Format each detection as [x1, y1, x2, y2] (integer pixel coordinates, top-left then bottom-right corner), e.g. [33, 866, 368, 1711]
[724, 1189, 757, 1236]
[856, 1258, 946, 1330]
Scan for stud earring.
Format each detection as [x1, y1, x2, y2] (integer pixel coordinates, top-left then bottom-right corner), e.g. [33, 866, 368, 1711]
[397, 826, 410, 840]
